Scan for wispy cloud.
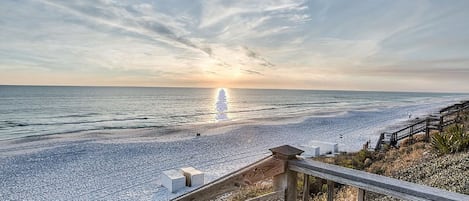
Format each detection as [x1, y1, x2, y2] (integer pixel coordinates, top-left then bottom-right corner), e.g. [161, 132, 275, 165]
[242, 46, 274, 67]
[1, 0, 469, 91]
[242, 69, 264, 76]
[38, 0, 212, 56]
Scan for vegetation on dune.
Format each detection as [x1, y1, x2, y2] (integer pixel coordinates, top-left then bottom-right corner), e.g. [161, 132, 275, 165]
[227, 181, 273, 201]
[432, 124, 469, 155]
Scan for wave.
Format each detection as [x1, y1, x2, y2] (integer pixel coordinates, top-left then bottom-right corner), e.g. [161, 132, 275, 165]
[169, 102, 344, 119]
[272, 101, 341, 107]
[0, 117, 151, 128]
[54, 113, 101, 118]
[169, 107, 281, 118]
[169, 112, 216, 118]
[228, 107, 279, 114]
[0, 121, 29, 128]
[228, 102, 343, 114]
[169, 104, 344, 120]
[1, 125, 167, 142]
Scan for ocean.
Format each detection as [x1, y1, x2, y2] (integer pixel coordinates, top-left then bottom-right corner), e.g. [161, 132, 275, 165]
[0, 85, 467, 141]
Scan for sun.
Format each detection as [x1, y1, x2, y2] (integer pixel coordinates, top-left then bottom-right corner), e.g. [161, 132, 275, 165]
[200, 70, 239, 89]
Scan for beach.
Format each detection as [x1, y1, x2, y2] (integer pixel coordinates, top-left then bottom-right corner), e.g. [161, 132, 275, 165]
[1, 94, 468, 200]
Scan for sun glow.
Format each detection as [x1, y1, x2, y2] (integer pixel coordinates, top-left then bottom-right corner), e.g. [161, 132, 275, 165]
[204, 65, 241, 78]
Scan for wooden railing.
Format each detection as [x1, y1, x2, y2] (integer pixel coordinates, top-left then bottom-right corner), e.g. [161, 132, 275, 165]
[375, 100, 469, 150]
[439, 100, 469, 113]
[172, 145, 469, 201]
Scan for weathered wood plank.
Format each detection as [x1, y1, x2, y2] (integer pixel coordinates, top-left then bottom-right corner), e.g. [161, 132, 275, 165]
[393, 119, 426, 134]
[357, 188, 365, 201]
[286, 170, 297, 201]
[171, 156, 285, 201]
[425, 119, 430, 142]
[327, 180, 334, 201]
[289, 159, 469, 201]
[273, 172, 287, 195]
[302, 174, 310, 201]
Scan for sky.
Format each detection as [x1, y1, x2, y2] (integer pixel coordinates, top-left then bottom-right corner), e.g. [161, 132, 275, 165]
[1, 0, 469, 92]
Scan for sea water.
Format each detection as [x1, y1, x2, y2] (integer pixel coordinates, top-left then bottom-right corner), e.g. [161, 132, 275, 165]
[0, 85, 467, 141]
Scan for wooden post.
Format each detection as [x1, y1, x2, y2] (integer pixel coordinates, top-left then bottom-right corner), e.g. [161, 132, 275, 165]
[273, 173, 287, 195]
[375, 133, 384, 151]
[390, 133, 397, 147]
[379, 132, 384, 146]
[270, 145, 304, 201]
[302, 174, 310, 201]
[357, 188, 365, 201]
[439, 116, 444, 133]
[409, 126, 414, 143]
[327, 180, 334, 201]
[425, 118, 430, 142]
[286, 170, 297, 201]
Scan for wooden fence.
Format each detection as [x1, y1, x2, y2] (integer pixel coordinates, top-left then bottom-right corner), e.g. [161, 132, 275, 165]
[172, 145, 469, 201]
[375, 100, 469, 150]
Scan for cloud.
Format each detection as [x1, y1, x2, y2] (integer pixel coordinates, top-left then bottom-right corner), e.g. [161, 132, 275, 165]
[241, 69, 264, 76]
[242, 46, 274, 67]
[199, 0, 309, 28]
[38, 0, 213, 56]
[33, 0, 283, 74]
[1, 0, 469, 91]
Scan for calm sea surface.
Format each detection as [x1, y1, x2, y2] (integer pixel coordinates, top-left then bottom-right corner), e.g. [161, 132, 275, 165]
[0, 85, 466, 140]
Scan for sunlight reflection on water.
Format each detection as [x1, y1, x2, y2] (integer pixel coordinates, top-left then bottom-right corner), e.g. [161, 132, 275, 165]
[215, 88, 229, 121]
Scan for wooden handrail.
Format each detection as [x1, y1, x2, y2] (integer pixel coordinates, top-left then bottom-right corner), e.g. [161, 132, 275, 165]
[395, 119, 425, 133]
[172, 145, 469, 201]
[375, 101, 469, 150]
[393, 119, 426, 134]
[289, 159, 469, 201]
[171, 156, 285, 201]
[439, 103, 465, 113]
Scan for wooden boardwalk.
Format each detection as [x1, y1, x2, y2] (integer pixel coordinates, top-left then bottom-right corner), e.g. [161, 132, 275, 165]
[375, 100, 469, 150]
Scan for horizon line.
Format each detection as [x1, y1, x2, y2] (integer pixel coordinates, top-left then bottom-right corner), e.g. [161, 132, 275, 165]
[0, 84, 467, 94]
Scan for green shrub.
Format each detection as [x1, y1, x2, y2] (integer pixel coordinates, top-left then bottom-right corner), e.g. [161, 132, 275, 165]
[431, 124, 469, 155]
